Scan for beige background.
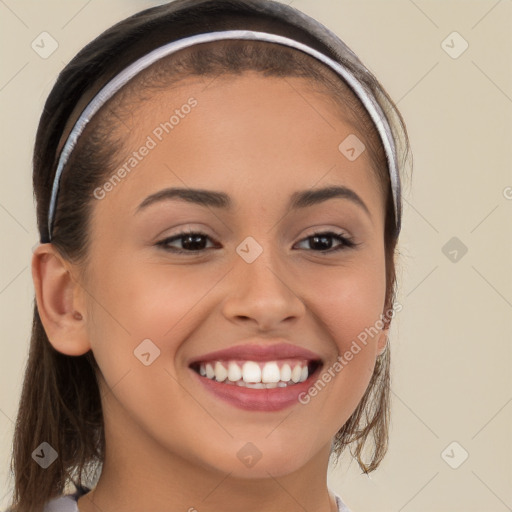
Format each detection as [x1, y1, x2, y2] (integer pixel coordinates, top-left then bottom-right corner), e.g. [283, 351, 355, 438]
[1, 0, 511, 510]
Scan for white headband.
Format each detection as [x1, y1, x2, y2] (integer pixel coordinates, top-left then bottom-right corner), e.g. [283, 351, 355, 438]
[47, 30, 401, 240]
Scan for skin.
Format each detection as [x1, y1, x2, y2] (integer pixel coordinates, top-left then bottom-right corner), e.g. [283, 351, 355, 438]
[33, 72, 389, 512]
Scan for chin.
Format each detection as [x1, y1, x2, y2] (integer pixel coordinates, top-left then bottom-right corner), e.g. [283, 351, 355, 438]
[201, 440, 316, 479]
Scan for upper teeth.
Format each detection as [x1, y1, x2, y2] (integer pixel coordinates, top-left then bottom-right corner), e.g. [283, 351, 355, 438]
[198, 360, 310, 385]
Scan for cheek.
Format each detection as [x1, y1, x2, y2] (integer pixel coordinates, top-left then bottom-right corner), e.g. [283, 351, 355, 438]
[298, 259, 387, 416]
[83, 261, 220, 436]
[85, 258, 221, 368]
[303, 256, 387, 347]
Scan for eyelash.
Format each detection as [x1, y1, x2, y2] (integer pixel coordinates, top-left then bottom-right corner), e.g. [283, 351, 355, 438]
[156, 229, 358, 255]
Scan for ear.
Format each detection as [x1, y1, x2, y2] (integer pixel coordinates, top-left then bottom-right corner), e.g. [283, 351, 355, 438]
[376, 328, 389, 357]
[32, 243, 92, 356]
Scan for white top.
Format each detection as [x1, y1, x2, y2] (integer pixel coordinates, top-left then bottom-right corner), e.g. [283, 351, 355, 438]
[43, 488, 352, 511]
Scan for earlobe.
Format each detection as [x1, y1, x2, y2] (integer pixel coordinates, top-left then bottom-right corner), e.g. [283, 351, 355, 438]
[32, 243, 91, 356]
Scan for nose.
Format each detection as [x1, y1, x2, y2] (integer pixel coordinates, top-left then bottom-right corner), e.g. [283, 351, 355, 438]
[221, 246, 306, 331]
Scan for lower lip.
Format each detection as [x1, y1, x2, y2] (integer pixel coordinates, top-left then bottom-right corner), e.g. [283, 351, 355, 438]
[190, 364, 322, 412]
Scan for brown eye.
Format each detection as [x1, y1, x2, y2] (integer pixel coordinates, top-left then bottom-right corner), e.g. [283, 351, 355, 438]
[157, 231, 215, 253]
[294, 231, 356, 253]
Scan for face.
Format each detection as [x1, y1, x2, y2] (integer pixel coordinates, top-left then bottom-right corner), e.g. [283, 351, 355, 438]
[75, 72, 388, 479]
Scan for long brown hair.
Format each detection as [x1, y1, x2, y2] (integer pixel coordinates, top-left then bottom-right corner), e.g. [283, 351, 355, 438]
[7, 1, 411, 510]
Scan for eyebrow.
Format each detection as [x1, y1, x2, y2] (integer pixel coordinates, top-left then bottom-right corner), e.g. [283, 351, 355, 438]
[136, 185, 371, 218]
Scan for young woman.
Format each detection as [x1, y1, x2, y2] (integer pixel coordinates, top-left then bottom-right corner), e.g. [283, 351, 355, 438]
[7, 0, 410, 510]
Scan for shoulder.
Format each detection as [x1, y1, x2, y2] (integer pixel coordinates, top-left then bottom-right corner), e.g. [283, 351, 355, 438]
[11, 487, 347, 512]
[333, 490, 353, 512]
[42, 495, 79, 512]
[43, 486, 91, 512]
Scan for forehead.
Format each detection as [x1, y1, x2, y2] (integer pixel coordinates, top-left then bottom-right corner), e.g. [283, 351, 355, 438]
[93, 72, 384, 222]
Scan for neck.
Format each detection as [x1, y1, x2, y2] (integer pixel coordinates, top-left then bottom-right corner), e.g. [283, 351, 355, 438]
[79, 444, 338, 512]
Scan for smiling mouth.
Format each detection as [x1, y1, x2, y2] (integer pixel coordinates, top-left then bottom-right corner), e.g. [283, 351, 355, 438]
[189, 359, 322, 389]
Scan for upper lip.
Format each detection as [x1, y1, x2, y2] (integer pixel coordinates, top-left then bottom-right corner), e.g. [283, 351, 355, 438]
[188, 341, 323, 365]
